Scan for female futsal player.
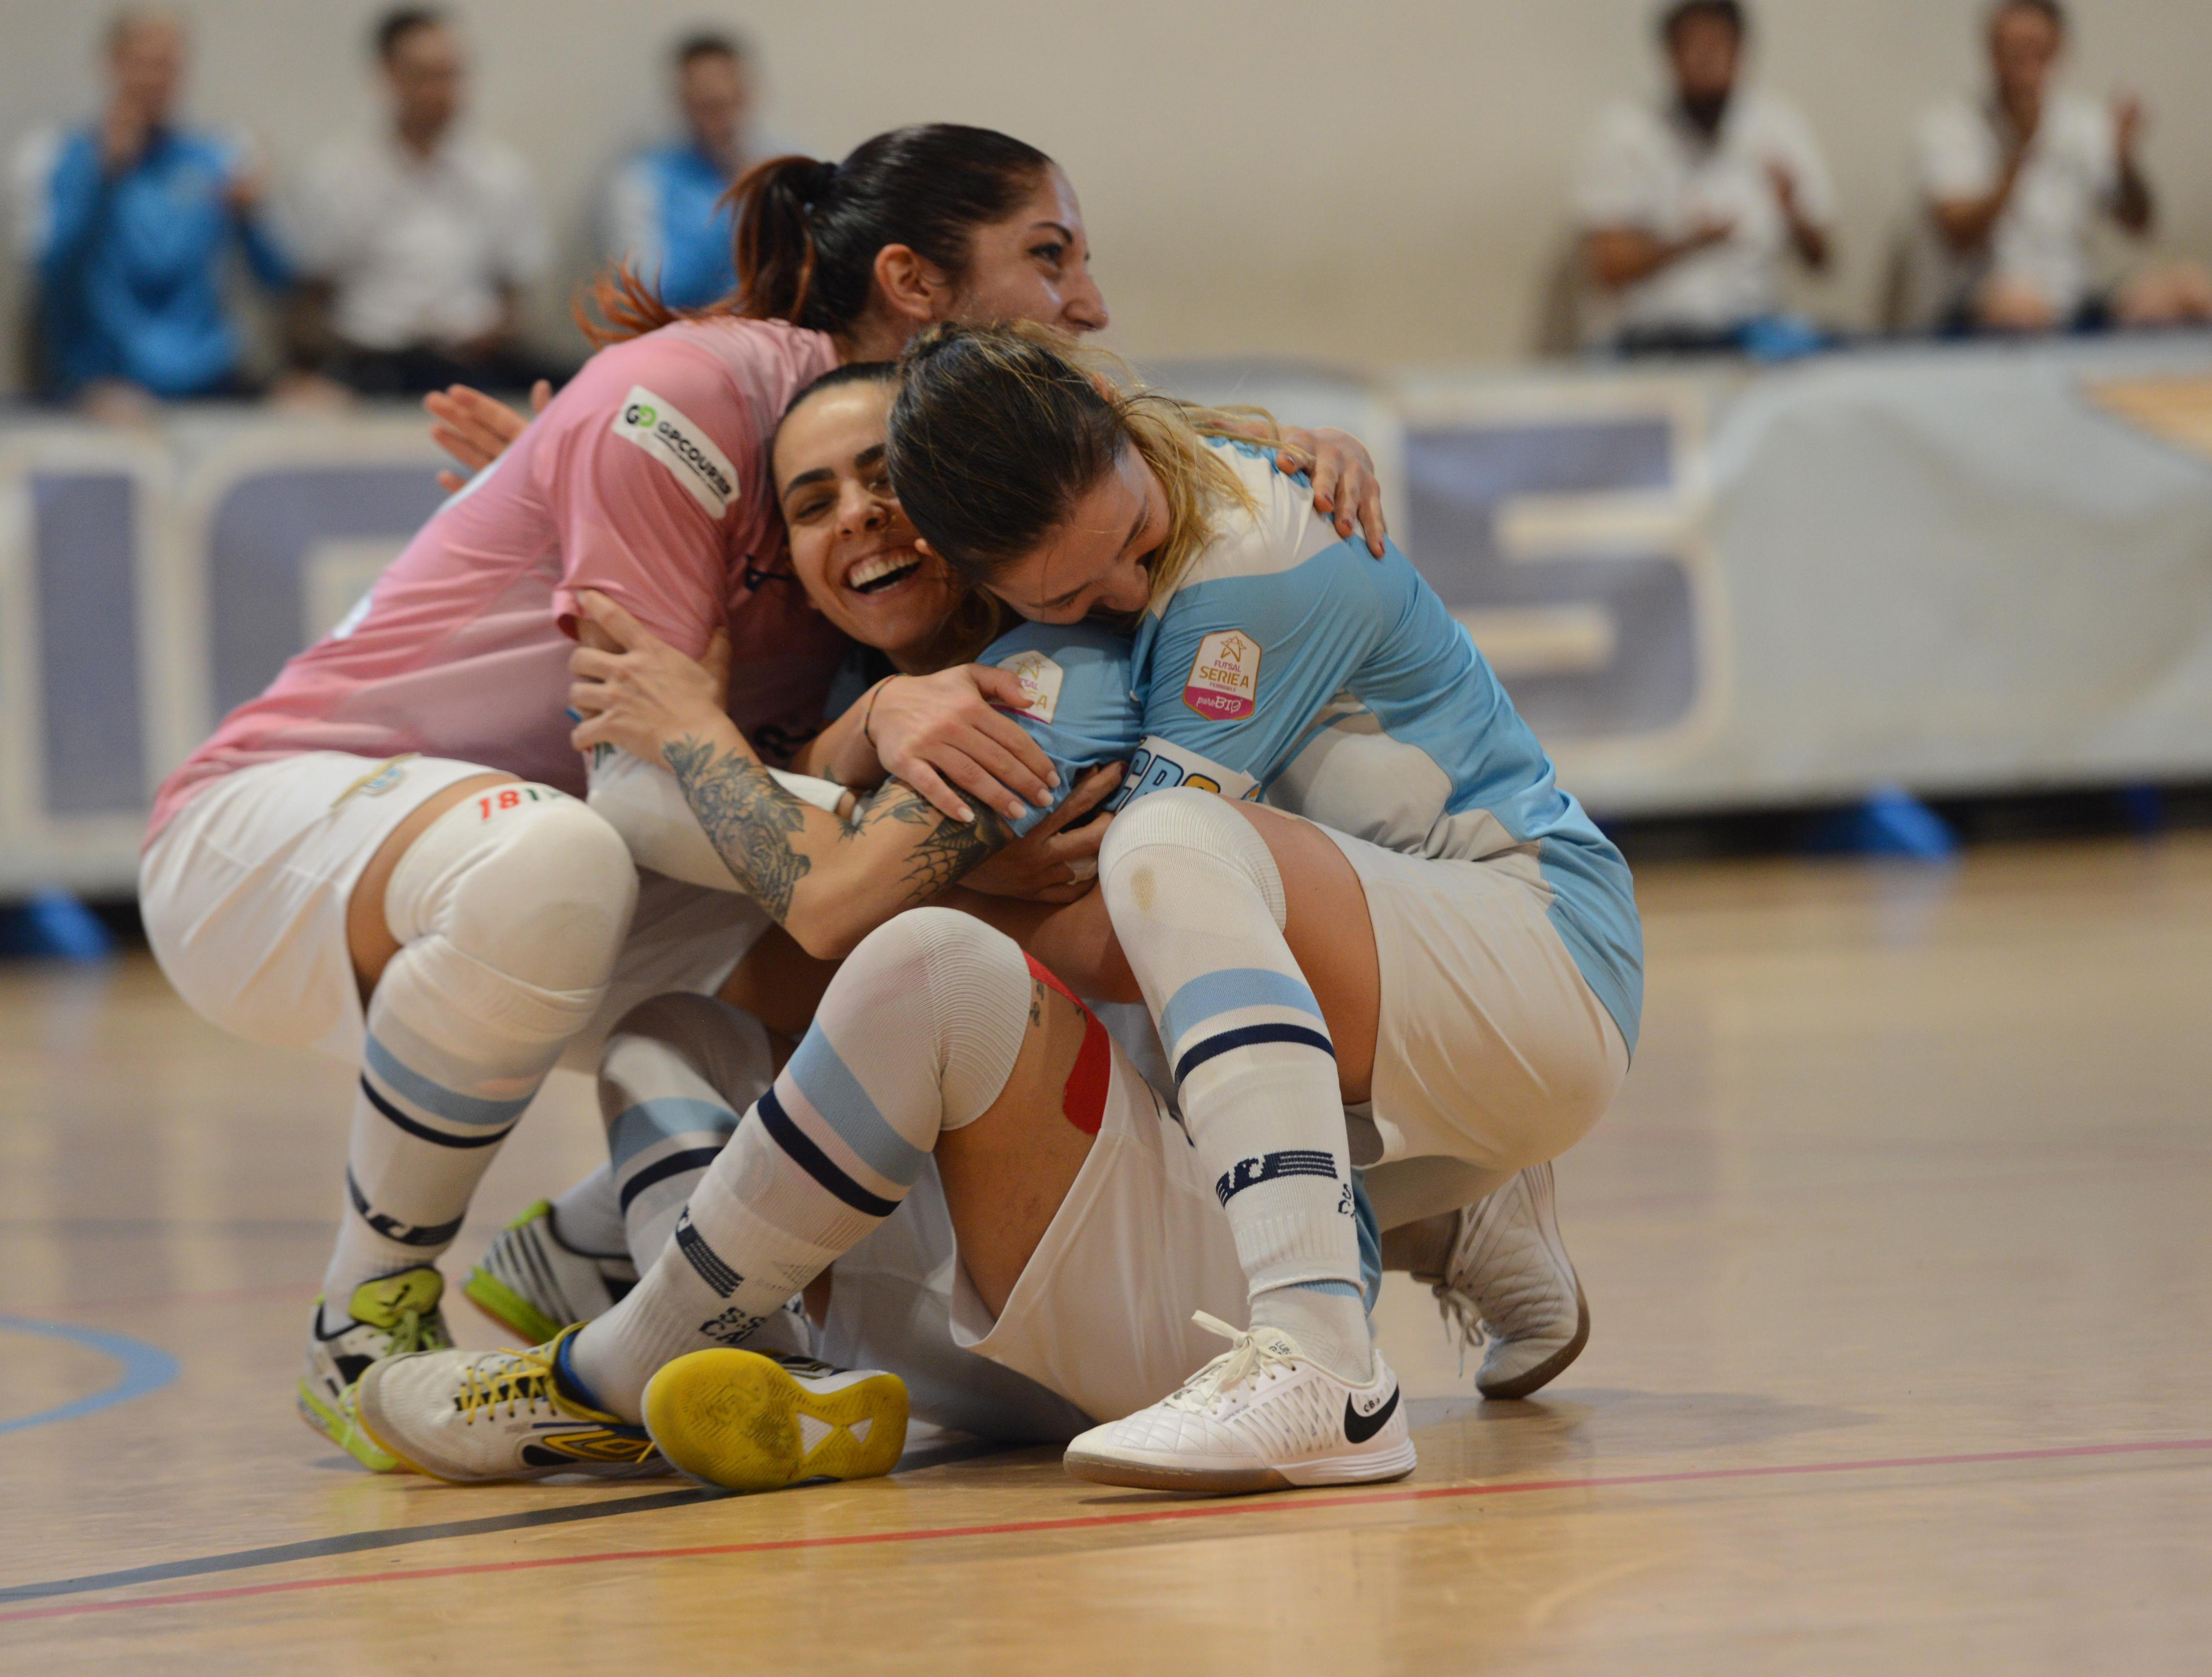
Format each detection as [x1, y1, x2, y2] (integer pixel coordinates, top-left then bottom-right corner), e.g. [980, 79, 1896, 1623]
[351, 340, 1632, 1494]
[141, 124, 1384, 1472]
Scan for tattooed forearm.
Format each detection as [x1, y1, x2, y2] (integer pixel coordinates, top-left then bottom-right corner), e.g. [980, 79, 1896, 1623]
[664, 734, 812, 921]
[848, 781, 1009, 903]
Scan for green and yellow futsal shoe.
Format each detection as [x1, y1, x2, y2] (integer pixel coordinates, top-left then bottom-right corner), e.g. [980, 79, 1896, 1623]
[298, 1266, 452, 1472]
[461, 1200, 635, 1345]
[643, 1348, 908, 1494]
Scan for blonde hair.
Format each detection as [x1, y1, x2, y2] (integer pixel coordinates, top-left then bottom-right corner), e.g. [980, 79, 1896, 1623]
[885, 320, 1279, 610]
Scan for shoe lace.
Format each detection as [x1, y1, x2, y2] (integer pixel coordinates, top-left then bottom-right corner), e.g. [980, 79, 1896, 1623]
[454, 1346, 559, 1427]
[384, 1305, 445, 1358]
[1163, 1312, 1299, 1416]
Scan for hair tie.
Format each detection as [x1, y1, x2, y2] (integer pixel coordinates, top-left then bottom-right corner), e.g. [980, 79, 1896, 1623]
[806, 160, 840, 205]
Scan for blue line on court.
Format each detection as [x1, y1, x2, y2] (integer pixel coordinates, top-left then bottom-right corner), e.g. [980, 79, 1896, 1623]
[0, 1315, 180, 1436]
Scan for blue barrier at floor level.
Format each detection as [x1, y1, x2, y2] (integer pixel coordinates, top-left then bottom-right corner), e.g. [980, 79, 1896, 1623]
[0, 891, 117, 960]
[1806, 787, 1958, 860]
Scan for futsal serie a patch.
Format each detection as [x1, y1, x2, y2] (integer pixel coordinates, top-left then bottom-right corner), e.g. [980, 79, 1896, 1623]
[1183, 629, 1261, 721]
[995, 649, 1065, 724]
[611, 385, 738, 517]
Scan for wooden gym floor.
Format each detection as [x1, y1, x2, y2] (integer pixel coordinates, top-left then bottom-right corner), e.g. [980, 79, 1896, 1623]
[1, 837, 2208, 1673]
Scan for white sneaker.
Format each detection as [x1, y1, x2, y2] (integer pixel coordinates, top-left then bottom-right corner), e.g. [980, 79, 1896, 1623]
[461, 1200, 636, 1344]
[353, 1326, 668, 1484]
[1424, 1162, 1589, 1400]
[1063, 1313, 1415, 1494]
[298, 1266, 451, 1473]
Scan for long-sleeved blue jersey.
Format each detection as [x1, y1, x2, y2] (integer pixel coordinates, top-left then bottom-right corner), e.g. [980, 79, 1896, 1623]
[983, 439, 1643, 1056]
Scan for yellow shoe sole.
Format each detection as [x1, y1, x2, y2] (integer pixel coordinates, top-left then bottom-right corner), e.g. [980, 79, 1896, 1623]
[643, 1350, 908, 1494]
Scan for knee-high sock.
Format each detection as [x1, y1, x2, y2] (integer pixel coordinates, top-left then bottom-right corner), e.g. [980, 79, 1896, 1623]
[597, 993, 775, 1268]
[322, 788, 636, 1319]
[1098, 790, 1370, 1380]
[567, 909, 1029, 1418]
[546, 1163, 629, 1262]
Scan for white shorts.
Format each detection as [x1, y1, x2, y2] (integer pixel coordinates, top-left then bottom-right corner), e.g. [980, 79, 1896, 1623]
[1326, 829, 1630, 1173]
[139, 752, 771, 1068]
[817, 1029, 1252, 1436]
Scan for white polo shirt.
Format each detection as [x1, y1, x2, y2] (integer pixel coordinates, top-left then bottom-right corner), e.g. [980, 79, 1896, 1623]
[1916, 90, 2118, 317]
[289, 128, 549, 350]
[1575, 88, 1837, 335]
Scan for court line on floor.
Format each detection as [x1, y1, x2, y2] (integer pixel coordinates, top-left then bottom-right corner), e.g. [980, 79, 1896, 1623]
[0, 1435, 1007, 1608]
[0, 1316, 179, 1437]
[3, 1435, 2205, 1625]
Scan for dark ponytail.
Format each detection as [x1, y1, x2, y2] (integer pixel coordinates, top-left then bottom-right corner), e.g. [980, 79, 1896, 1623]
[581, 125, 1053, 346]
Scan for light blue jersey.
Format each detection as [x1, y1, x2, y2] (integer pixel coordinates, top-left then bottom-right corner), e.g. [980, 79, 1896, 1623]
[983, 440, 1643, 1056]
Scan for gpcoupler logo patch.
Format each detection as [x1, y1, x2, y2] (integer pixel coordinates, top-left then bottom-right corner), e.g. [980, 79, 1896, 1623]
[612, 385, 738, 517]
[1183, 629, 1261, 721]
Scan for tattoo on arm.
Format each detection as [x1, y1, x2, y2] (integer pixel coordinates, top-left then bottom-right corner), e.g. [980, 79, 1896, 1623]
[665, 736, 1011, 929]
[664, 734, 812, 920]
[844, 780, 1010, 903]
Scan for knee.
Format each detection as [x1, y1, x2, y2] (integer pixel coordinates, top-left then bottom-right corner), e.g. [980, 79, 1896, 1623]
[1098, 788, 1282, 928]
[389, 789, 639, 991]
[842, 906, 1020, 1007]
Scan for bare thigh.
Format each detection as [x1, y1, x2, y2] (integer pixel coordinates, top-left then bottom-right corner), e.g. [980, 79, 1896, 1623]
[934, 978, 1096, 1318]
[344, 772, 515, 998]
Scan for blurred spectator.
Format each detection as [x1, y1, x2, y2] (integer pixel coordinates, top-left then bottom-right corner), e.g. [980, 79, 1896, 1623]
[10, 9, 289, 419]
[1575, 0, 1835, 356]
[1914, 0, 2211, 334]
[288, 7, 551, 394]
[603, 31, 776, 310]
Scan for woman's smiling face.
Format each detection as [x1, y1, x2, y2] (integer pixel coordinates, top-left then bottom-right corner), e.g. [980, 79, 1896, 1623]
[773, 378, 962, 665]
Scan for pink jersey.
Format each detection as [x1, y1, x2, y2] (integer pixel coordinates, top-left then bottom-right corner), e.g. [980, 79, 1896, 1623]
[150, 316, 847, 838]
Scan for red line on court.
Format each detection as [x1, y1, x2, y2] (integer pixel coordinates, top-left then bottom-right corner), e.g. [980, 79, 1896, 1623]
[5, 1435, 2207, 1626]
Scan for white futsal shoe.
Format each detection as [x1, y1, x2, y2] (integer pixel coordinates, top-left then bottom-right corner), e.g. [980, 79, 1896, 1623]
[299, 1266, 452, 1473]
[1425, 1162, 1589, 1400]
[1063, 1313, 1415, 1494]
[353, 1327, 668, 1484]
[461, 1200, 636, 1345]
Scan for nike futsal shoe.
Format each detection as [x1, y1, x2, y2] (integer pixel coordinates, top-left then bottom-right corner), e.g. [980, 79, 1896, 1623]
[1423, 1162, 1590, 1400]
[643, 1349, 909, 1494]
[1062, 1313, 1415, 1494]
[353, 1326, 667, 1484]
[298, 1266, 452, 1472]
[462, 1200, 637, 1344]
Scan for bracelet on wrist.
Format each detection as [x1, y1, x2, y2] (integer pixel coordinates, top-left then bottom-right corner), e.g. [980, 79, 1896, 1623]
[861, 677, 895, 747]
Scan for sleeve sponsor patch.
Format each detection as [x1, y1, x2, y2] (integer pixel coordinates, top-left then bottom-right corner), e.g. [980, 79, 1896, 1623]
[611, 384, 739, 518]
[1112, 735, 1260, 810]
[995, 649, 1065, 725]
[1183, 629, 1261, 720]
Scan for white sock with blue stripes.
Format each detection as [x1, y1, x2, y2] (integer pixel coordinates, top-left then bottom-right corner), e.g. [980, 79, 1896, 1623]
[567, 909, 1029, 1419]
[597, 993, 776, 1267]
[320, 788, 635, 1323]
[1099, 790, 1371, 1382]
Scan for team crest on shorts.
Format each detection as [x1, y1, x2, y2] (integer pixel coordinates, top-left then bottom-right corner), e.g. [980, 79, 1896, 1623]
[996, 650, 1064, 724]
[1183, 630, 1261, 721]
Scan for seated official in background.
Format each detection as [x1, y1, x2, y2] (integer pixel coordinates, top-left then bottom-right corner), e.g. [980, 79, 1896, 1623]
[11, 7, 290, 420]
[602, 31, 779, 311]
[287, 6, 552, 395]
[1575, 0, 1835, 357]
[1911, 0, 2211, 335]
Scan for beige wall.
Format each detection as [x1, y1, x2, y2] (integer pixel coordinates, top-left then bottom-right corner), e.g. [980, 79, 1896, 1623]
[3, 0, 2208, 382]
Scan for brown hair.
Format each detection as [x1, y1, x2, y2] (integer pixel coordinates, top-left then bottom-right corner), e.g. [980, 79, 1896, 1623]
[770, 362, 1007, 670]
[884, 322, 1269, 609]
[580, 125, 1053, 347]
